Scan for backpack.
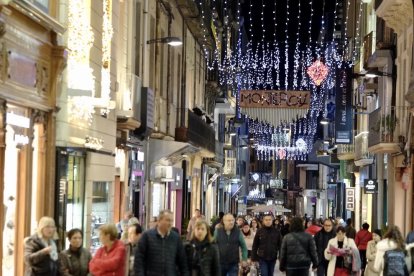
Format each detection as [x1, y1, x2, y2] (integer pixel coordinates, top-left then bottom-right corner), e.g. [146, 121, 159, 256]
[383, 249, 409, 276]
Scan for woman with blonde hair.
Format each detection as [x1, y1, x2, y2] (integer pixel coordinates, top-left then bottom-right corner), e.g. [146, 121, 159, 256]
[374, 225, 408, 276]
[184, 219, 220, 275]
[365, 229, 382, 276]
[89, 223, 126, 275]
[24, 216, 60, 276]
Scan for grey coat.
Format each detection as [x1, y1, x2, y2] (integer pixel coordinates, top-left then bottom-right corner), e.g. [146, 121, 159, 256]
[60, 247, 92, 276]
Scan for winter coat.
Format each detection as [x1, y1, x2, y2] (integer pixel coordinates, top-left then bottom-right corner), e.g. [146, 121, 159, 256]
[251, 226, 282, 262]
[365, 240, 380, 276]
[214, 227, 248, 265]
[279, 231, 319, 271]
[89, 240, 126, 276]
[134, 228, 189, 276]
[184, 240, 220, 276]
[24, 234, 60, 276]
[242, 231, 255, 251]
[373, 238, 397, 276]
[314, 228, 336, 266]
[60, 247, 91, 276]
[324, 236, 358, 276]
[125, 242, 138, 276]
[345, 226, 357, 240]
[355, 229, 373, 251]
[407, 243, 414, 276]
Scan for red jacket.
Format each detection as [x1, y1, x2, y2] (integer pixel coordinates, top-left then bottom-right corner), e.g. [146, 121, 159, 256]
[355, 229, 373, 250]
[305, 224, 322, 236]
[89, 240, 126, 276]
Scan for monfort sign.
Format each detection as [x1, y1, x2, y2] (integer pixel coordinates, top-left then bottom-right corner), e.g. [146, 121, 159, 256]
[240, 90, 310, 108]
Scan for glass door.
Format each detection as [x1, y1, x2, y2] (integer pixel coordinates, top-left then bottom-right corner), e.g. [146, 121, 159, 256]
[55, 149, 86, 250]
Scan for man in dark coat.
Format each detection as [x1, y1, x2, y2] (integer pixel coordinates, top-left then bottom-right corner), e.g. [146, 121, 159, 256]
[314, 219, 336, 276]
[214, 213, 248, 276]
[279, 217, 318, 276]
[134, 210, 189, 276]
[251, 214, 282, 276]
[345, 218, 356, 239]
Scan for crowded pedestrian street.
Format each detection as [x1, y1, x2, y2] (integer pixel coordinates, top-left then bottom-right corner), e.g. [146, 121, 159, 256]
[1, 0, 414, 275]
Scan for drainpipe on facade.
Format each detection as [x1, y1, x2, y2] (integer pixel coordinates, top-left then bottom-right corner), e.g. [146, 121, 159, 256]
[180, 20, 187, 127]
[166, 9, 172, 135]
[142, 0, 150, 229]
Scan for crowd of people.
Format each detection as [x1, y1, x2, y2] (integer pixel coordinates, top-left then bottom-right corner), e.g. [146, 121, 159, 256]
[23, 211, 414, 276]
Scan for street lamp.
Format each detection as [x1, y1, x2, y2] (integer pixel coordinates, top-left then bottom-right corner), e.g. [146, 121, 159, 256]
[146, 36, 182, 46]
[353, 69, 394, 79]
[320, 118, 330, 125]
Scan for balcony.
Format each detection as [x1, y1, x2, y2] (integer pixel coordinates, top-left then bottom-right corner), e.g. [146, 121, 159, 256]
[354, 132, 374, 167]
[367, 107, 406, 154]
[175, 109, 216, 153]
[337, 142, 355, 161]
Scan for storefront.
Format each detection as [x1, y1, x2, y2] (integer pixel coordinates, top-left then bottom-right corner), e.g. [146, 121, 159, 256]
[54, 146, 116, 253]
[0, 2, 66, 274]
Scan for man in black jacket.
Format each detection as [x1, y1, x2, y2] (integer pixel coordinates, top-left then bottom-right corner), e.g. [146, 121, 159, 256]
[280, 217, 318, 276]
[251, 214, 282, 276]
[134, 210, 189, 276]
[314, 219, 336, 276]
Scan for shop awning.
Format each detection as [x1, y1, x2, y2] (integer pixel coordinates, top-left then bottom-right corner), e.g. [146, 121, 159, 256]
[148, 139, 199, 166]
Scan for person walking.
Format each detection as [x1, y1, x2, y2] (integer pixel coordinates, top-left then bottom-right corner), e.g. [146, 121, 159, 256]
[187, 209, 203, 240]
[241, 221, 255, 258]
[124, 223, 142, 276]
[279, 217, 319, 276]
[251, 214, 282, 276]
[134, 210, 189, 276]
[184, 219, 220, 275]
[214, 213, 248, 276]
[374, 225, 407, 276]
[116, 211, 134, 239]
[24, 216, 60, 276]
[250, 218, 261, 236]
[314, 218, 336, 276]
[89, 223, 126, 275]
[324, 226, 359, 276]
[365, 229, 382, 276]
[355, 223, 373, 275]
[60, 228, 92, 276]
[305, 219, 322, 236]
[345, 218, 356, 240]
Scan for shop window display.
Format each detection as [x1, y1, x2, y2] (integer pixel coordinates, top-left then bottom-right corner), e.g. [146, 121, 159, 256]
[90, 181, 111, 255]
[2, 105, 30, 276]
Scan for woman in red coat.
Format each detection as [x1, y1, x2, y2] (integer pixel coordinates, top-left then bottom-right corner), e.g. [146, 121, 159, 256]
[89, 223, 126, 276]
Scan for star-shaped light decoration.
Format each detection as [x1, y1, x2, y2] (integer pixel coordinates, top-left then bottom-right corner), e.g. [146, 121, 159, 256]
[307, 59, 329, 86]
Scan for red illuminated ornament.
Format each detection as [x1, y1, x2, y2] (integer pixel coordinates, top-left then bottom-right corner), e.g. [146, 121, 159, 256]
[307, 60, 329, 86]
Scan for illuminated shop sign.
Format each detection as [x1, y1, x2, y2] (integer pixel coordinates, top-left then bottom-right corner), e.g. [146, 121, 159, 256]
[364, 179, 378, 194]
[84, 135, 104, 150]
[240, 90, 310, 108]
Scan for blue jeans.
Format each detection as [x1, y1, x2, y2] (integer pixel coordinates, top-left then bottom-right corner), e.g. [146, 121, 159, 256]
[221, 263, 238, 276]
[259, 259, 276, 276]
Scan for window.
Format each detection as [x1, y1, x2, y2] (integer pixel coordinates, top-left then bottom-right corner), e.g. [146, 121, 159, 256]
[90, 181, 111, 255]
